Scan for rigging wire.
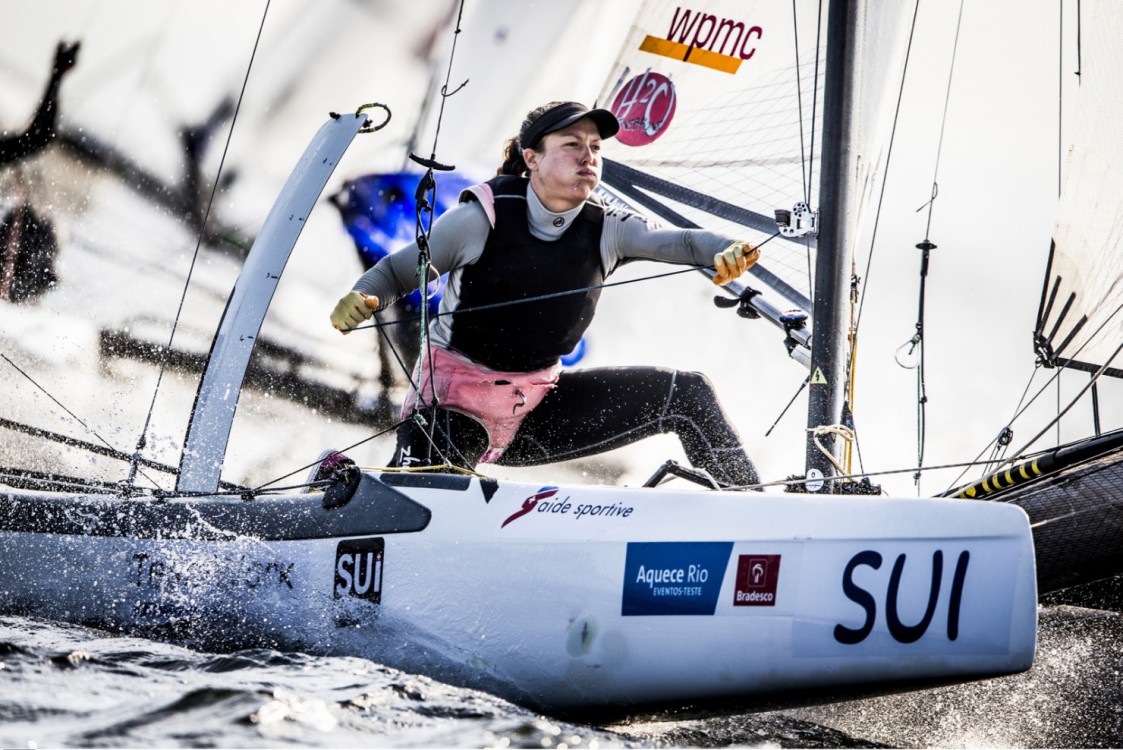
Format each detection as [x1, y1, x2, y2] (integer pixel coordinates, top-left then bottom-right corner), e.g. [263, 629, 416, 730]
[0, 354, 156, 487]
[365, 0, 469, 470]
[943, 300, 1123, 492]
[1010, 339, 1123, 469]
[833, 0, 923, 484]
[946, 0, 1098, 493]
[915, 0, 966, 239]
[791, 0, 809, 205]
[253, 418, 406, 492]
[129, 0, 273, 491]
[853, 0, 953, 490]
[1014, 341, 1123, 470]
[802, 0, 825, 299]
[345, 264, 727, 333]
[745, 454, 1034, 493]
[852, 0, 925, 331]
[105, 1, 182, 153]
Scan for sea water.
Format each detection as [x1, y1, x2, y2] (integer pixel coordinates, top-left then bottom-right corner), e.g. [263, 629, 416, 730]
[1, 607, 1122, 748]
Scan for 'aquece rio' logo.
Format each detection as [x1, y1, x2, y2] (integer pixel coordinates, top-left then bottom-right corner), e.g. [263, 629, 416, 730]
[501, 486, 558, 528]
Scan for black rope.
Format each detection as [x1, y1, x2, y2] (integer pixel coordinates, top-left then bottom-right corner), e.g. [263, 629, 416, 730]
[765, 375, 810, 438]
[345, 262, 761, 334]
[253, 418, 406, 492]
[0, 469, 127, 496]
[400, 0, 469, 456]
[848, 0, 942, 490]
[0, 353, 160, 489]
[804, 0, 824, 294]
[853, 0, 923, 334]
[792, 0, 809, 204]
[0, 416, 164, 472]
[131, 0, 273, 491]
[904, 0, 963, 487]
[0, 354, 117, 459]
[910, 239, 933, 488]
[0, 415, 251, 493]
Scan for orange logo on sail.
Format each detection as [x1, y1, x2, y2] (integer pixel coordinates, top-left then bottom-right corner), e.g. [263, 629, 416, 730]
[640, 7, 763, 74]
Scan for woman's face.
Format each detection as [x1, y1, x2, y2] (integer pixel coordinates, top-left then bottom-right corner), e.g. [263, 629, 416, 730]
[523, 118, 602, 212]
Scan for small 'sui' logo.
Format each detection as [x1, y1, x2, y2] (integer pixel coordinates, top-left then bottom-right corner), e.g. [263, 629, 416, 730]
[335, 537, 384, 602]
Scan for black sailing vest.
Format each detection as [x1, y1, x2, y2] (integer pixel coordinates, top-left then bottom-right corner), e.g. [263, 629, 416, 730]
[451, 176, 605, 372]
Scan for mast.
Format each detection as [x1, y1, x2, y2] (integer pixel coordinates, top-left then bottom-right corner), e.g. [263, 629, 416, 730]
[805, 0, 857, 491]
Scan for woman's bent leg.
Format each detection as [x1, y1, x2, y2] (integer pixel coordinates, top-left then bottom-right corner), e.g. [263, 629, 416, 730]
[499, 367, 759, 487]
[388, 406, 490, 470]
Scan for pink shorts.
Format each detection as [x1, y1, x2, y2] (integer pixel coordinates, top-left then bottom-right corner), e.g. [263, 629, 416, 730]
[400, 346, 560, 462]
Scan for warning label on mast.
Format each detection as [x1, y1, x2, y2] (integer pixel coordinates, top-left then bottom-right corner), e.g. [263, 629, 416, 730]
[810, 367, 828, 385]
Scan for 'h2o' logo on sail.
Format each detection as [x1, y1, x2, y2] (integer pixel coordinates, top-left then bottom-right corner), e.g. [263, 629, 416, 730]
[610, 72, 677, 147]
[334, 537, 384, 602]
[834, 549, 970, 645]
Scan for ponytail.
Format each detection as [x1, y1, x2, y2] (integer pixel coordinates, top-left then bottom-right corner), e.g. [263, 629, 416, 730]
[496, 136, 527, 177]
[495, 100, 566, 177]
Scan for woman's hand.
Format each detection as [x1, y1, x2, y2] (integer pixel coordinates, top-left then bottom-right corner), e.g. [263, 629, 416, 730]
[712, 241, 760, 285]
[330, 291, 380, 334]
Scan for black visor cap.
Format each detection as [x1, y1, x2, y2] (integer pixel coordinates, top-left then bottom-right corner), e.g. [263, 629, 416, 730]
[520, 102, 620, 151]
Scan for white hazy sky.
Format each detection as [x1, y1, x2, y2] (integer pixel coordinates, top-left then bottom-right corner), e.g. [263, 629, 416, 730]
[0, 0, 1116, 496]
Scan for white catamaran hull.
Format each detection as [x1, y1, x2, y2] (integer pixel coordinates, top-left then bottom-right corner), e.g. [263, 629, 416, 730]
[0, 101, 1041, 716]
[0, 473, 1037, 715]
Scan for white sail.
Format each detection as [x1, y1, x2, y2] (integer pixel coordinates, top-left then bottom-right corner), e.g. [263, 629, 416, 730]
[407, 0, 640, 179]
[1037, 0, 1123, 378]
[593, 0, 914, 316]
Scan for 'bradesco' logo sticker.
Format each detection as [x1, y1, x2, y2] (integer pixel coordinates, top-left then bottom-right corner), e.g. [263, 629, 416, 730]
[733, 554, 781, 606]
[622, 541, 732, 615]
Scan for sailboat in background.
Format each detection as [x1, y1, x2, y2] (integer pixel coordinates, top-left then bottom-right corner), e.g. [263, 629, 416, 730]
[1, 0, 1122, 718]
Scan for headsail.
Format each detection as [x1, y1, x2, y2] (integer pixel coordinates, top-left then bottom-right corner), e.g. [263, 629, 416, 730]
[1036, 0, 1123, 379]
[807, 0, 915, 482]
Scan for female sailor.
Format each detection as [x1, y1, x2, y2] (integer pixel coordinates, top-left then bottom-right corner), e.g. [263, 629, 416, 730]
[331, 101, 761, 488]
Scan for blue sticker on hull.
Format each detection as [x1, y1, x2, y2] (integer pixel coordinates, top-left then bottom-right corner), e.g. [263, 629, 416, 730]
[622, 542, 733, 616]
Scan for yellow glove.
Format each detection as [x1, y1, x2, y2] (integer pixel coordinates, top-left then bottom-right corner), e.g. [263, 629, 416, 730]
[330, 291, 380, 334]
[712, 241, 760, 285]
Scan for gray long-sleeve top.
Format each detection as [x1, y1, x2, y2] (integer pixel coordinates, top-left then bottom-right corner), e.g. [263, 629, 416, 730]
[352, 185, 738, 353]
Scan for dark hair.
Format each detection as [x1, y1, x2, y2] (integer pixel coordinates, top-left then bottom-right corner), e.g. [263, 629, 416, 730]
[496, 101, 566, 177]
